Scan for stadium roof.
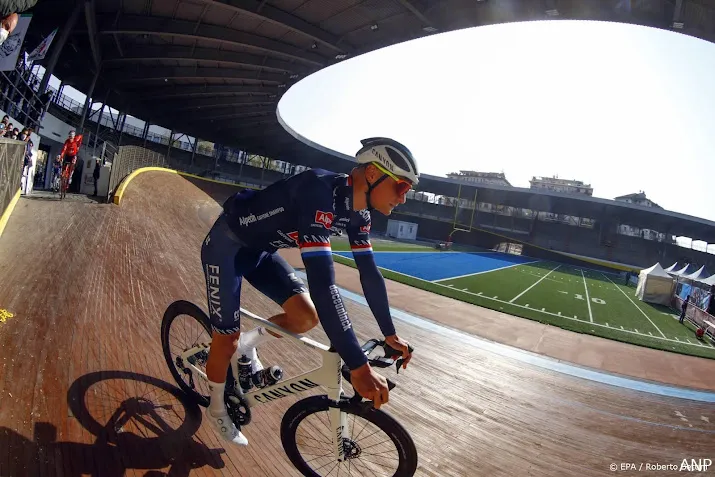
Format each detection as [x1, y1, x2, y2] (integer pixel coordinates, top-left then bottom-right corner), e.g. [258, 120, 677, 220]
[25, 0, 715, 241]
[281, 119, 715, 243]
[27, 0, 715, 157]
[421, 174, 715, 243]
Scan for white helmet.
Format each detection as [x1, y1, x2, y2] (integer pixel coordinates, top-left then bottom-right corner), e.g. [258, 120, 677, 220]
[355, 137, 419, 186]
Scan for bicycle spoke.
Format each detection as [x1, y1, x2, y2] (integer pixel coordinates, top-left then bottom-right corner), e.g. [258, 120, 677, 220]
[360, 448, 400, 458]
[294, 407, 404, 477]
[355, 453, 399, 465]
[297, 430, 331, 446]
[165, 313, 213, 400]
[312, 458, 341, 474]
[303, 450, 335, 462]
[351, 414, 372, 442]
[297, 442, 334, 454]
[349, 456, 393, 477]
[350, 429, 393, 452]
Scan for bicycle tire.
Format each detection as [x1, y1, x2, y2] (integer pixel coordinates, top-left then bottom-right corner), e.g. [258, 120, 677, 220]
[161, 300, 214, 407]
[281, 395, 418, 477]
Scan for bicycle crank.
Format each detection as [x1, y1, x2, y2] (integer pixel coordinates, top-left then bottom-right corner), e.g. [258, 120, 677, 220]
[226, 390, 252, 426]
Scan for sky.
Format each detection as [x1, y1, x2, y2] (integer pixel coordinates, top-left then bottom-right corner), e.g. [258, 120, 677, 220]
[278, 20, 715, 250]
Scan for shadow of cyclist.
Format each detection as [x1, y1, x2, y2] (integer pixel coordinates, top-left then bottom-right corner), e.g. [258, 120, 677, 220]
[0, 422, 225, 476]
[0, 370, 229, 476]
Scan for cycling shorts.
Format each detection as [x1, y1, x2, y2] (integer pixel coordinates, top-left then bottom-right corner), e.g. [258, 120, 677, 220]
[201, 213, 307, 335]
[62, 154, 76, 165]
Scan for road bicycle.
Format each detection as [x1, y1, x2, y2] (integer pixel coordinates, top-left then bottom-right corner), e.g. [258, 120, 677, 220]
[59, 161, 74, 200]
[161, 299, 418, 476]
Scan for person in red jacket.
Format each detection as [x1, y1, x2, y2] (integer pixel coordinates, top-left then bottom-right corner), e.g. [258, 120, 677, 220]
[60, 130, 83, 195]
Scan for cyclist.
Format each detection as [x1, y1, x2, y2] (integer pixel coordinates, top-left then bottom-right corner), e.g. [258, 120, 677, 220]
[59, 130, 83, 191]
[52, 155, 62, 192]
[201, 137, 418, 446]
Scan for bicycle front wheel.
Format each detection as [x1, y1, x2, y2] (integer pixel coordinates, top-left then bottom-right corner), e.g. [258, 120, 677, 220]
[281, 395, 418, 477]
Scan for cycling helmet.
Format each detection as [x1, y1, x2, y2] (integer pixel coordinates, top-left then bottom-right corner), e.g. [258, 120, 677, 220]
[355, 137, 419, 185]
[355, 137, 419, 211]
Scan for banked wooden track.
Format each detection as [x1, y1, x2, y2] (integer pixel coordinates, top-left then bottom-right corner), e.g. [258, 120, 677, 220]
[0, 170, 712, 476]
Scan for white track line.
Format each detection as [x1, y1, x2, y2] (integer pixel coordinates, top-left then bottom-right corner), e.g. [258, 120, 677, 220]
[602, 273, 666, 338]
[580, 269, 594, 323]
[509, 264, 561, 303]
[432, 260, 540, 282]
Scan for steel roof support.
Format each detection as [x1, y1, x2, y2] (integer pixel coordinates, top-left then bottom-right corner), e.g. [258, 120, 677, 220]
[39, 0, 83, 95]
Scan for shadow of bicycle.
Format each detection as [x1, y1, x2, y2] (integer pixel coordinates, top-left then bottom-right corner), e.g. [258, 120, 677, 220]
[0, 370, 226, 476]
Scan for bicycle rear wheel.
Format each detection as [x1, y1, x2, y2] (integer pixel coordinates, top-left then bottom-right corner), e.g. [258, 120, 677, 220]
[161, 300, 214, 407]
[281, 395, 418, 477]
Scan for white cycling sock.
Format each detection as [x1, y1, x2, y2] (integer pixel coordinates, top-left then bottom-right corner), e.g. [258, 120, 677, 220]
[208, 380, 226, 415]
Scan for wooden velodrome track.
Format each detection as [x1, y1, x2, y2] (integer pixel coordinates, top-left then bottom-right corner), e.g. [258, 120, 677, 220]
[0, 170, 713, 476]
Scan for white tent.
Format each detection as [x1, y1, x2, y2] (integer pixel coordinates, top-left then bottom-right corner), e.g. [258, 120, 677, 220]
[669, 263, 695, 277]
[664, 262, 679, 272]
[636, 263, 676, 305]
[698, 274, 715, 287]
[683, 266, 712, 282]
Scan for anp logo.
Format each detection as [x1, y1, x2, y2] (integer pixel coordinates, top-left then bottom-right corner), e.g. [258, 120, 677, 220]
[314, 211, 334, 229]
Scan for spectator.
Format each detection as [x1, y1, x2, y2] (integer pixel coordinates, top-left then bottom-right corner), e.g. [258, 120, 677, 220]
[51, 155, 61, 192]
[21, 139, 33, 194]
[0, 12, 17, 46]
[93, 158, 101, 196]
[0, 2, 38, 46]
[679, 294, 690, 324]
[707, 285, 715, 316]
[0, 122, 11, 136]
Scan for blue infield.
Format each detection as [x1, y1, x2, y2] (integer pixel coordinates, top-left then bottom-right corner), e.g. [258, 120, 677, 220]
[332, 251, 538, 281]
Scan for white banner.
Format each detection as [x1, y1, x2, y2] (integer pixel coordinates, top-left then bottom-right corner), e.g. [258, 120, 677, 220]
[0, 14, 32, 72]
[27, 27, 56, 63]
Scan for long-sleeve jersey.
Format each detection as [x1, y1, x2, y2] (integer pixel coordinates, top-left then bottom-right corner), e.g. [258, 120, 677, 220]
[60, 135, 83, 158]
[222, 168, 395, 370]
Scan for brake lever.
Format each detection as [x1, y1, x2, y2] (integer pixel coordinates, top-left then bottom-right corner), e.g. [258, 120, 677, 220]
[383, 343, 415, 375]
[342, 364, 396, 405]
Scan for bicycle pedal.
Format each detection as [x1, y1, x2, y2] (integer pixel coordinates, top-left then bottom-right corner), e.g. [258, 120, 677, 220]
[251, 365, 283, 388]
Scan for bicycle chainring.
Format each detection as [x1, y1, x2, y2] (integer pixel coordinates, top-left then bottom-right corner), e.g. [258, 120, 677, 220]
[225, 389, 251, 426]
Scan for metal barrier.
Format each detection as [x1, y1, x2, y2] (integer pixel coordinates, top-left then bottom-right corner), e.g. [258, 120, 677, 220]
[0, 139, 29, 218]
[106, 145, 170, 201]
[674, 294, 715, 340]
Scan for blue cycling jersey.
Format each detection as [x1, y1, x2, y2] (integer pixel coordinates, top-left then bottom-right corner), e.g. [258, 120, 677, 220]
[222, 168, 395, 370]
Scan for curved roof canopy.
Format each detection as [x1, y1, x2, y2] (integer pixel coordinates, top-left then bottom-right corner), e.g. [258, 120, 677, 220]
[25, 0, 715, 241]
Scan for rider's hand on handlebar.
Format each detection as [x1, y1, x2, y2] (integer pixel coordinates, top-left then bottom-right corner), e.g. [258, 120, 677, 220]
[385, 335, 412, 370]
[350, 363, 389, 409]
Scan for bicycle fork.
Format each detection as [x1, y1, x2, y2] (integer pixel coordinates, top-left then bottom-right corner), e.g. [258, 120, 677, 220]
[324, 351, 350, 463]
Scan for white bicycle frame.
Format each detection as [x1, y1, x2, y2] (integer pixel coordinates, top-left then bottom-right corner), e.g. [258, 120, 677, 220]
[178, 307, 351, 462]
